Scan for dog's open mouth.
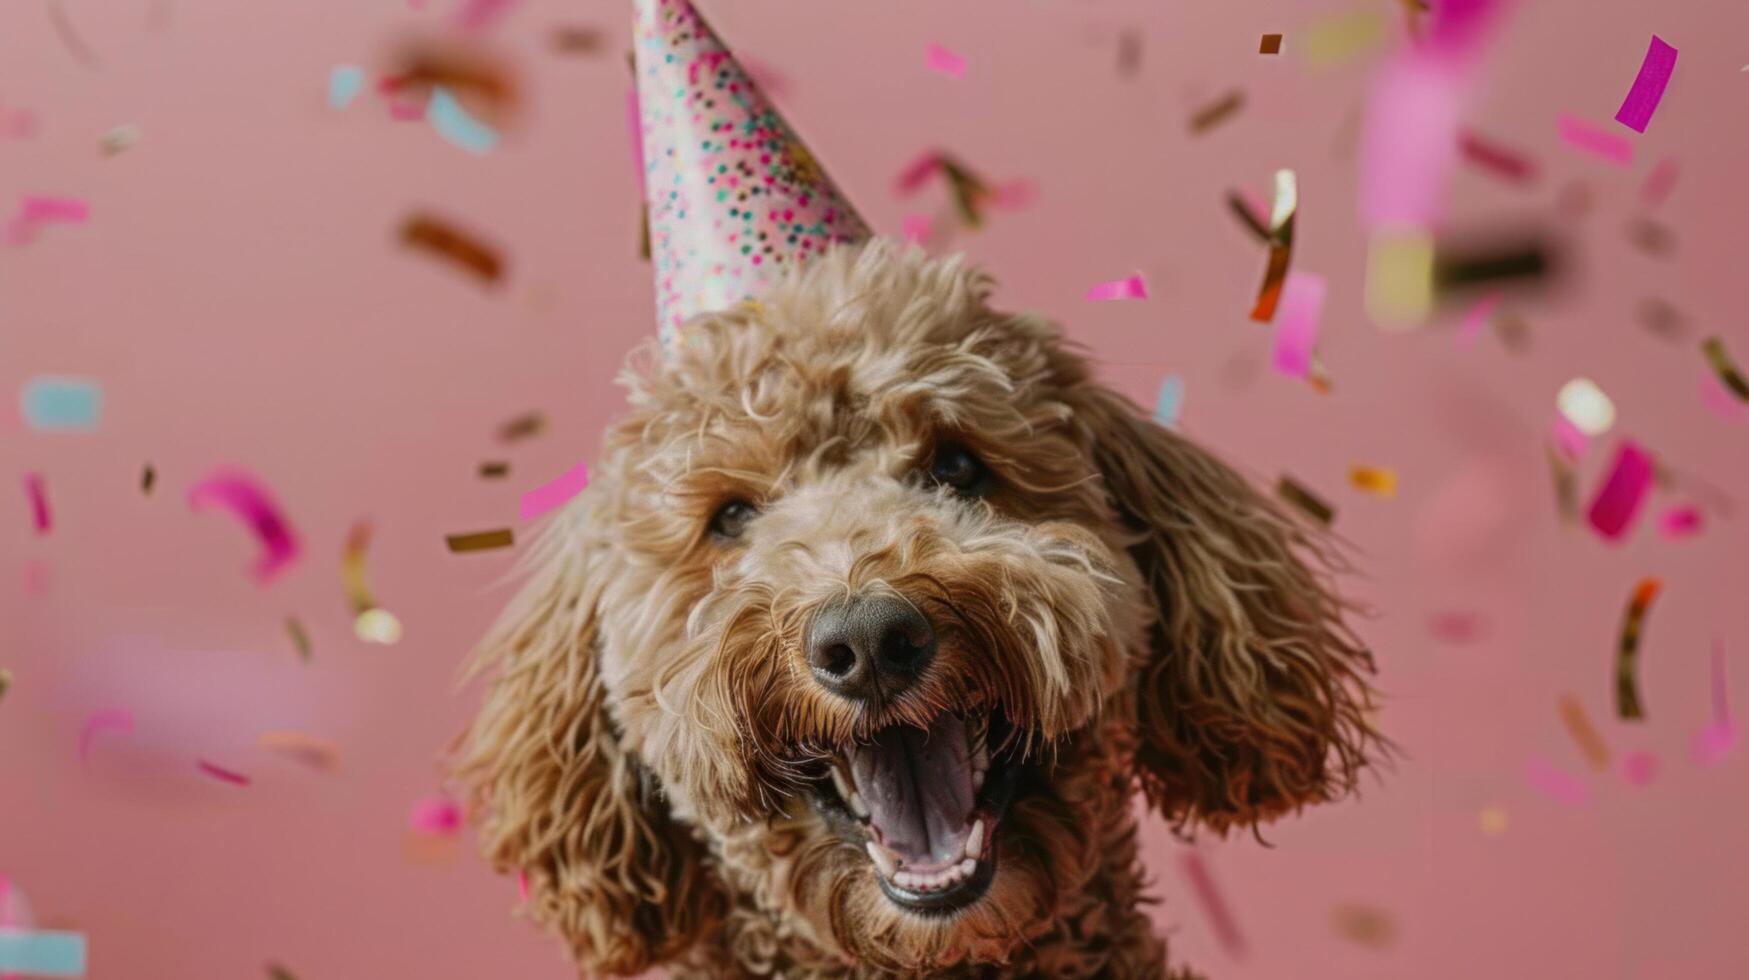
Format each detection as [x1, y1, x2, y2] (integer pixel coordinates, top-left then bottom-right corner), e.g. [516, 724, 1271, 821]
[817, 710, 1022, 915]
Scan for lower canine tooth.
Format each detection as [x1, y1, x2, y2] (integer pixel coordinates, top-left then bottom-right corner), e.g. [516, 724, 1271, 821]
[965, 819, 986, 860]
[958, 858, 976, 876]
[867, 842, 898, 879]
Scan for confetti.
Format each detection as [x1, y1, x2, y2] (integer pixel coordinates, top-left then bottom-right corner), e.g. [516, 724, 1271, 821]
[1525, 755, 1589, 806]
[1585, 441, 1654, 542]
[189, 469, 302, 583]
[1249, 169, 1297, 322]
[78, 709, 133, 763]
[1556, 378, 1615, 437]
[1557, 694, 1611, 770]
[409, 794, 464, 836]
[23, 473, 51, 534]
[1627, 217, 1674, 256]
[1693, 639, 1734, 764]
[551, 25, 606, 55]
[99, 123, 141, 156]
[1225, 190, 1270, 243]
[1613, 36, 1678, 134]
[258, 731, 340, 772]
[1657, 505, 1702, 539]
[477, 460, 510, 479]
[1700, 336, 1749, 403]
[893, 152, 1013, 229]
[196, 759, 252, 786]
[1259, 33, 1282, 55]
[1558, 114, 1633, 166]
[0, 929, 86, 977]
[19, 377, 101, 431]
[1550, 413, 1587, 463]
[1429, 611, 1486, 643]
[1188, 90, 1245, 134]
[1640, 157, 1679, 206]
[1638, 297, 1686, 341]
[900, 213, 932, 245]
[924, 43, 967, 79]
[1300, 10, 1385, 69]
[496, 411, 545, 442]
[1365, 228, 1434, 327]
[1276, 475, 1334, 526]
[266, 963, 298, 980]
[1478, 804, 1508, 836]
[1457, 129, 1537, 184]
[1619, 750, 1658, 786]
[1434, 235, 1554, 294]
[1615, 577, 1661, 720]
[0, 667, 10, 704]
[286, 616, 312, 662]
[1154, 375, 1184, 428]
[1455, 292, 1499, 346]
[399, 212, 503, 284]
[1702, 374, 1749, 424]
[445, 528, 514, 552]
[520, 460, 589, 521]
[355, 608, 404, 645]
[1331, 904, 1397, 949]
[1271, 271, 1326, 378]
[8, 194, 90, 245]
[342, 521, 402, 645]
[456, 0, 521, 31]
[1548, 447, 1580, 524]
[1360, 57, 1462, 232]
[1179, 852, 1244, 956]
[1116, 29, 1143, 76]
[427, 87, 500, 154]
[1348, 465, 1397, 497]
[1085, 273, 1148, 302]
[328, 65, 365, 109]
[140, 463, 156, 495]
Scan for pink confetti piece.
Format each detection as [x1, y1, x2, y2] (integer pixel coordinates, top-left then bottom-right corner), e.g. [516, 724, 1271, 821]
[188, 469, 303, 584]
[410, 794, 464, 836]
[900, 213, 932, 244]
[519, 460, 589, 521]
[517, 869, 529, 902]
[1694, 639, 1735, 764]
[388, 99, 424, 121]
[1558, 114, 1634, 167]
[1085, 273, 1148, 302]
[1457, 129, 1538, 184]
[455, 0, 520, 31]
[988, 178, 1037, 210]
[1429, 610, 1488, 644]
[894, 151, 943, 195]
[1359, 56, 1464, 230]
[1271, 272, 1326, 378]
[1457, 292, 1500, 346]
[1550, 414, 1588, 462]
[625, 89, 646, 193]
[1619, 750, 1658, 786]
[23, 473, 50, 534]
[925, 42, 967, 79]
[196, 759, 252, 786]
[77, 709, 134, 763]
[1640, 157, 1679, 207]
[19, 195, 89, 224]
[1584, 440, 1654, 542]
[1525, 755, 1590, 806]
[1657, 505, 1702, 539]
[1700, 373, 1749, 422]
[1179, 852, 1245, 956]
[1614, 36, 1678, 134]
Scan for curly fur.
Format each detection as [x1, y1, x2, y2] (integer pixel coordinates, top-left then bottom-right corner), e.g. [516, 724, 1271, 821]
[455, 241, 1381, 978]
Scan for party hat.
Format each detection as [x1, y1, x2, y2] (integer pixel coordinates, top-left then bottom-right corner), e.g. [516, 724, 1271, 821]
[632, 0, 869, 344]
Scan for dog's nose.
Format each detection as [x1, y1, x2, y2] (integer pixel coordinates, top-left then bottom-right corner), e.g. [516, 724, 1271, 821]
[806, 594, 936, 702]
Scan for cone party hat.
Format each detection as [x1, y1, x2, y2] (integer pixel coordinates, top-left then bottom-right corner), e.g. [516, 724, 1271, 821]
[632, 0, 870, 344]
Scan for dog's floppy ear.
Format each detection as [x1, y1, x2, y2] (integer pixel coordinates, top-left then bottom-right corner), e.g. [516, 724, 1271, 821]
[456, 508, 721, 975]
[1070, 382, 1379, 834]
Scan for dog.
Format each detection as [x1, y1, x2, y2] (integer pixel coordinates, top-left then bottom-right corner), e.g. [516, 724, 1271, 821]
[456, 241, 1380, 978]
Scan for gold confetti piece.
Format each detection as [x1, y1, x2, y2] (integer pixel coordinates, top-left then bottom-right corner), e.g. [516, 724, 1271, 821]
[286, 617, 312, 663]
[266, 962, 298, 980]
[1616, 577, 1661, 720]
[446, 528, 515, 553]
[1259, 33, 1283, 55]
[478, 460, 510, 479]
[342, 521, 403, 646]
[400, 212, 503, 285]
[1249, 169, 1297, 322]
[1349, 465, 1397, 497]
[258, 731, 341, 772]
[1225, 191, 1271, 243]
[140, 462, 156, 495]
[551, 25, 606, 55]
[1276, 475, 1334, 526]
[1702, 336, 1749, 403]
[1557, 694, 1612, 770]
[0, 666, 11, 704]
[936, 155, 995, 229]
[1478, 804, 1508, 836]
[1300, 10, 1385, 70]
[1331, 904, 1397, 949]
[1365, 228, 1434, 328]
[1547, 446, 1580, 525]
[1189, 90, 1246, 135]
[1556, 377, 1615, 436]
[497, 412, 547, 443]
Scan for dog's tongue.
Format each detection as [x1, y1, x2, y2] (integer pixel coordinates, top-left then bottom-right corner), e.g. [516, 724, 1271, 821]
[849, 714, 975, 868]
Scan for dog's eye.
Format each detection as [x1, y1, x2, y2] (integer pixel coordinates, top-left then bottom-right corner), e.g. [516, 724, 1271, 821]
[928, 443, 990, 496]
[709, 499, 759, 541]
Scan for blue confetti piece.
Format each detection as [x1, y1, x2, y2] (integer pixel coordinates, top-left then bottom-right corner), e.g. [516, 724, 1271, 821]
[20, 377, 102, 431]
[0, 930, 87, 977]
[427, 87, 499, 155]
[1154, 374, 1184, 428]
[328, 64, 365, 110]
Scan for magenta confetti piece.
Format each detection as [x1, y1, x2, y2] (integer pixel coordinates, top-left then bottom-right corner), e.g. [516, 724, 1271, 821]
[77, 708, 134, 763]
[1657, 505, 1702, 539]
[1359, 56, 1464, 230]
[895, 151, 943, 195]
[1271, 272, 1326, 378]
[1640, 157, 1679, 207]
[196, 759, 252, 785]
[925, 42, 967, 79]
[1085, 273, 1148, 301]
[1584, 440, 1654, 541]
[625, 89, 645, 193]
[455, 0, 520, 32]
[1619, 750, 1658, 786]
[1456, 292, 1500, 346]
[519, 460, 589, 521]
[1700, 374, 1749, 422]
[1179, 852, 1245, 956]
[1526, 756, 1590, 806]
[18, 195, 89, 224]
[517, 870, 529, 902]
[1429, 611, 1487, 644]
[1558, 114, 1634, 167]
[410, 794, 463, 836]
[188, 468, 303, 584]
[1549, 414, 1588, 462]
[1613, 36, 1677, 134]
[23, 473, 50, 534]
[1694, 639, 1735, 764]
[901, 214, 932, 244]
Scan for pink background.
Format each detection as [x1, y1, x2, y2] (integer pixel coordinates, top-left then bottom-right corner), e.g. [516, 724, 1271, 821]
[3, 1, 1747, 978]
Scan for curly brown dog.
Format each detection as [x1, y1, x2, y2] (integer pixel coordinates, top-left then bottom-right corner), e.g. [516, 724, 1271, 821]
[457, 241, 1380, 978]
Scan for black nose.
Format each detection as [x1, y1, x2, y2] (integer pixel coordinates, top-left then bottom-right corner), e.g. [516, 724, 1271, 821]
[806, 594, 936, 702]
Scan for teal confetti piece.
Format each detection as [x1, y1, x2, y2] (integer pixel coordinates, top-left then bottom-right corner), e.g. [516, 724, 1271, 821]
[428, 87, 499, 155]
[1154, 374, 1184, 428]
[328, 65, 365, 110]
[20, 376, 102, 431]
[0, 930, 87, 977]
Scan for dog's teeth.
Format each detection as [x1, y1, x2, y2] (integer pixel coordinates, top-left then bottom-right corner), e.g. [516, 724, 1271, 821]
[958, 858, 976, 876]
[866, 842, 898, 880]
[965, 819, 986, 860]
[895, 871, 918, 889]
[847, 791, 870, 820]
[830, 765, 854, 803]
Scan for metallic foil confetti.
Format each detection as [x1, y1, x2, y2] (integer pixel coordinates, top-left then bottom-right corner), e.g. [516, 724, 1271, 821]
[1276, 475, 1334, 526]
[1586, 441, 1654, 541]
[1259, 33, 1282, 55]
[1349, 465, 1397, 497]
[1615, 577, 1661, 720]
[342, 521, 403, 645]
[1225, 190, 1271, 243]
[196, 759, 252, 786]
[1701, 336, 1749, 402]
[478, 460, 510, 479]
[1614, 36, 1678, 134]
[1457, 129, 1537, 184]
[286, 616, 312, 662]
[445, 528, 514, 552]
[399, 212, 502, 284]
[496, 411, 546, 443]
[1249, 169, 1297, 322]
[188, 469, 303, 583]
[1557, 694, 1612, 770]
[1331, 904, 1397, 949]
[258, 731, 341, 772]
[140, 463, 156, 495]
[1179, 852, 1245, 955]
[1547, 446, 1579, 524]
[1189, 90, 1245, 134]
[1557, 378, 1615, 436]
[24, 473, 51, 534]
